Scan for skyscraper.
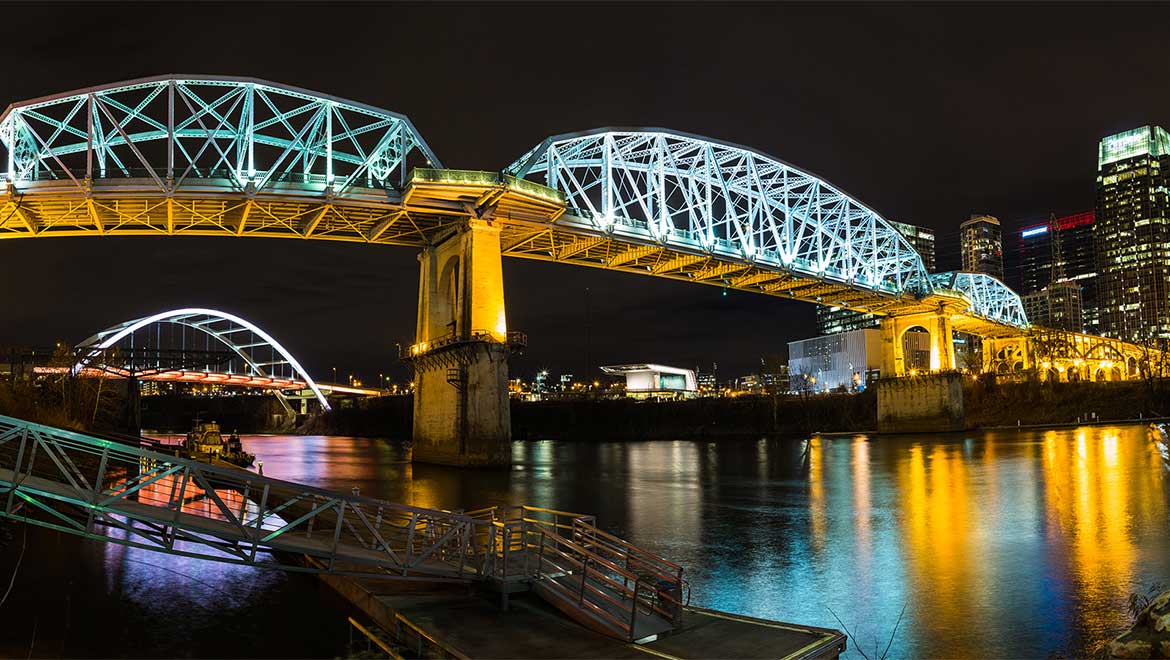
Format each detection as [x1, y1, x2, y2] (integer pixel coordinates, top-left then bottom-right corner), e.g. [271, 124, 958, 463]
[814, 220, 936, 335]
[960, 214, 1004, 280]
[1016, 211, 1099, 332]
[1095, 126, 1170, 341]
[887, 220, 937, 272]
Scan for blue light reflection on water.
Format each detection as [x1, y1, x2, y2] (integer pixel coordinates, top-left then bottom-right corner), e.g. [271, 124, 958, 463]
[0, 426, 1166, 658]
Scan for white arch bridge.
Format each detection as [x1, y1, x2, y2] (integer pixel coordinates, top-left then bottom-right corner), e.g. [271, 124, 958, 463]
[73, 307, 332, 412]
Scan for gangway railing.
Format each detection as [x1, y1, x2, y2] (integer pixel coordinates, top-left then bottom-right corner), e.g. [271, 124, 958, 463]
[462, 505, 595, 582]
[0, 414, 483, 581]
[0, 414, 691, 644]
[526, 521, 686, 642]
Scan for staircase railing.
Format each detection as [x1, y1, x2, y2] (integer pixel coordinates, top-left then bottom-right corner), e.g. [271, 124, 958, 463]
[529, 522, 646, 640]
[571, 519, 689, 625]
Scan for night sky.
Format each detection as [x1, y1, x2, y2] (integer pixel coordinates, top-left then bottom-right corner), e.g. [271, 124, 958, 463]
[2, 2, 1169, 384]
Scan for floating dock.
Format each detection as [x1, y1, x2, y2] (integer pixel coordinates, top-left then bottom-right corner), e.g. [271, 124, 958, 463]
[316, 558, 846, 660]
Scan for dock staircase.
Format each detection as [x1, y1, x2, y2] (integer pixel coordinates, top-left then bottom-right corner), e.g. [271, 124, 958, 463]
[0, 414, 688, 643]
[466, 505, 690, 642]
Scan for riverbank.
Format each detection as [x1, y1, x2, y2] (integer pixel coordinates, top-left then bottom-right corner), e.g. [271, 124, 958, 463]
[298, 378, 1170, 440]
[7, 376, 1165, 441]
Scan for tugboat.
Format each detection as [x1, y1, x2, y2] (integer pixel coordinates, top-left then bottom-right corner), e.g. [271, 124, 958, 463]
[185, 419, 256, 468]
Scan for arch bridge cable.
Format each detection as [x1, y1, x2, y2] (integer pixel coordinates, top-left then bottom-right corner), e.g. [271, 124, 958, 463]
[74, 308, 330, 412]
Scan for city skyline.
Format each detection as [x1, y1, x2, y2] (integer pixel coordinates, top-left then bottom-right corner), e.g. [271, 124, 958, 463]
[1, 3, 1168, 381]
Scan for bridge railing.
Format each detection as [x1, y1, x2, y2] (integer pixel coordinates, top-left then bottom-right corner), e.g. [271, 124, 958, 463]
[0, 414, 483, 581]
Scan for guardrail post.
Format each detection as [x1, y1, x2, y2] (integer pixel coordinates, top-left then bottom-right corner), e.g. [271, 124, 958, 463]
[579, 557, 589, 605]
[86, 444, 111, 533]
[502, 526, 511, 579]
[629, 581, 640, 641]
[5, 427, 28, 514]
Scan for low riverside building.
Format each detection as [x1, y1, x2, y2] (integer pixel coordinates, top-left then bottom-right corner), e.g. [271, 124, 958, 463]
[788, 328, 887, 393]
[600, 363, 697, 400]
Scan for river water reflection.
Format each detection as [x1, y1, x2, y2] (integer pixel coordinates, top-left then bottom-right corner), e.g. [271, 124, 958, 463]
[2, 425, 1167, 658]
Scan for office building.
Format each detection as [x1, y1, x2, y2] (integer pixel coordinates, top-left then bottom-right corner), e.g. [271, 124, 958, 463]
[1017, 211, 1099, 332]
[1096, 126, 1170, 341]
[888, 220, 937, 272]
[788, 328, 884, 392]
[960, 214, 1004, 280]
[814, 220, 936, 335]
[1022, 281, 1083, 331]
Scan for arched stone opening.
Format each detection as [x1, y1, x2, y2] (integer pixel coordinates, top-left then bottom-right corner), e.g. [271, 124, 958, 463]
[436, 254, 461, 337]
[901, 326, 932, 373]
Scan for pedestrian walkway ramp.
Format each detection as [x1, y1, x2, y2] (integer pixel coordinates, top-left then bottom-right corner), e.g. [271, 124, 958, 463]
[0, 414, 488, 582]
[0, 414, 827, 652]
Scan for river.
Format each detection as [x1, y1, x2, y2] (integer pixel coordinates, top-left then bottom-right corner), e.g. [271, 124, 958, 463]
[1, 424, 1168, 658]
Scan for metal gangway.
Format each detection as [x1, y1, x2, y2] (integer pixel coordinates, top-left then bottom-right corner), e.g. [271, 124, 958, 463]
[0, 415, 687, 643]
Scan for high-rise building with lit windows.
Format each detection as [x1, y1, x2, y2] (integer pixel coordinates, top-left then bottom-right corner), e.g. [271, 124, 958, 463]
[1022, 281, 1083, 332]
[960, 214, 1004, 280]
[1017, 211, 1098, 332]
[1095, 125, 1170, 341]
[815, 220, 936, 335]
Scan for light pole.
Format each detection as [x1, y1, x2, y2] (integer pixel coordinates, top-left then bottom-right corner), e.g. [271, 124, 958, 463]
[332, 366, 337, 383]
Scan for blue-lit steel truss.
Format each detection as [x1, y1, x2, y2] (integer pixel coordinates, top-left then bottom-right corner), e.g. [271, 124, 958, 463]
[930, 272, 1030, 328]
[507, 128, 1027, 328]
[0, 76, 1030, 331]
[507, 129, 932, 297]
[75, 308, 330, 411]
[0, 75, 439, 195]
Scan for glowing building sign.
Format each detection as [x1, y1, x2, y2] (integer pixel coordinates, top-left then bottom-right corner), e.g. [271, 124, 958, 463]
[1098, 126, 1170, 168]
[1020, 226, 1049, 239]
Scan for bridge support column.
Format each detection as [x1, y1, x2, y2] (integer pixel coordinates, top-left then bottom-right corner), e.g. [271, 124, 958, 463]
[877, 310, 963, 433]
[408, 219, 513, 467]
[879, 310, 956, 378]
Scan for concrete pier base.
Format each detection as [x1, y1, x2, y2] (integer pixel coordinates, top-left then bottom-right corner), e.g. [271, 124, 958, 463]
[408, 218, 513, 467]
[876, 372, 965, 433]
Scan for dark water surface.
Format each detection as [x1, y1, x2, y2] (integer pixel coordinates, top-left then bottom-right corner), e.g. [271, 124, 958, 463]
[2, 425, 1168, 658]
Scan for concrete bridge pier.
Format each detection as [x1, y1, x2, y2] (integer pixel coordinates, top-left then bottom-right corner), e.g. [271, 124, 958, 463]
[877, 309, 964, 433]
[879, 309, 956, 377]
[409, 219, 513, 467]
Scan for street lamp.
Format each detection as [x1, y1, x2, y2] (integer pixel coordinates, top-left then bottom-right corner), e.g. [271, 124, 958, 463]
[332, 366, 337, 383]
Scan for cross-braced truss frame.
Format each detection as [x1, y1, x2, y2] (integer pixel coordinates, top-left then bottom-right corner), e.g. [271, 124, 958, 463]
[507, 128, 932, 297]
[930, 272, 1030, 328]
[0, 79, 1030, 331]
[1, 75, 439, 195]
[506, 128, 1030, 329]
[75, 307, 330, 411]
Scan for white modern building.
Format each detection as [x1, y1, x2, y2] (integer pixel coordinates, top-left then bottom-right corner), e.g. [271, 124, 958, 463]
[600, 364, 698, 399]
[788, 328, 883, 393]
